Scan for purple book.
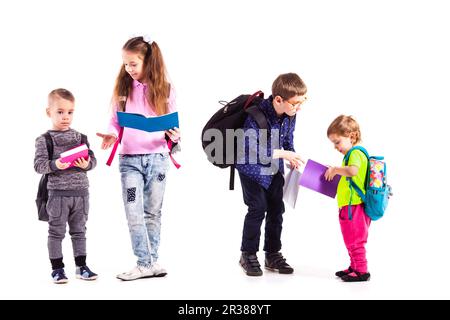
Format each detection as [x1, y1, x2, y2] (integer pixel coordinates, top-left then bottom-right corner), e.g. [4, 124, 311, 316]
[299, 159, 341, 198]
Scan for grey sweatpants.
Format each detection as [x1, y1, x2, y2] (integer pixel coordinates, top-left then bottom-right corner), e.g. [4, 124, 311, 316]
[46, 195, 89, 259]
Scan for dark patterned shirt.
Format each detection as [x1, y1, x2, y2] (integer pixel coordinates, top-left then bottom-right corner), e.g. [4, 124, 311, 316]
[236, 96, 296, 189]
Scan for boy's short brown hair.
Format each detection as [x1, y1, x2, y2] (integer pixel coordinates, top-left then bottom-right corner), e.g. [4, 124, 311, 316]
[48, 88, 75, 106]
[272, 73, 307, 100]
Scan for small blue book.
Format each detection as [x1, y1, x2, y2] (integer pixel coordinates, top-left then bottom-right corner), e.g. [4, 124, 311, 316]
[117, 111, 179, 133]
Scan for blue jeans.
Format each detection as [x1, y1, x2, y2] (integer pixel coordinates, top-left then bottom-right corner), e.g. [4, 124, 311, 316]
[119, 153, 170, 267]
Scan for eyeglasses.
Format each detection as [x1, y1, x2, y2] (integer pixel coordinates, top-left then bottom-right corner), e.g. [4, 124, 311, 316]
[283, 96, 308, 109]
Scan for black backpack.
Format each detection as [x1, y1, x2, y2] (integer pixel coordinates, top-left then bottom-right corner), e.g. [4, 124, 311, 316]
[35, 132, 87, 221]
[201, 91, 268, 190]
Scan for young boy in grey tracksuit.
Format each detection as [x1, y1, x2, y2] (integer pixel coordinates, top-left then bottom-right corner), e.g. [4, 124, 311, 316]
[34, 88, 98, 284]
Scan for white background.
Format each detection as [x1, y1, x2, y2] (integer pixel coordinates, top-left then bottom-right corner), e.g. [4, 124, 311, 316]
[0, 0, 448, 299]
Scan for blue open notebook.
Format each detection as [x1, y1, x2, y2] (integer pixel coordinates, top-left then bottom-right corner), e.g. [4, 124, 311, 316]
[117, 111, 179, 132]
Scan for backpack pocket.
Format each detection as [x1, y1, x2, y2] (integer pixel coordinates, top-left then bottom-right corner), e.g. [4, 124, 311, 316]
[36, 174, 49, 222]
[364, 186, 391, 221]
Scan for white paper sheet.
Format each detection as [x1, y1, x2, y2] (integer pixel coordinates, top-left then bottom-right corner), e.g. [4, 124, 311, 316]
[283, 168, 302, 209]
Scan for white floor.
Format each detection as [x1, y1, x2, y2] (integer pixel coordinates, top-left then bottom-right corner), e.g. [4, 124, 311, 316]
[2, 162, 449, 300]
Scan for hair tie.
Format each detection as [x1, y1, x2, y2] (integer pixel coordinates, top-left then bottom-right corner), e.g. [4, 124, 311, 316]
[142, 34, 153, 45]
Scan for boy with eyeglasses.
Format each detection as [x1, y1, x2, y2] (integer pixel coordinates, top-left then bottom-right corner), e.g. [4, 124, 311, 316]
[236, 73, 308, 276]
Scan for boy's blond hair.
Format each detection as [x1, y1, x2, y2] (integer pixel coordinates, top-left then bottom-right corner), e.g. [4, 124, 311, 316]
[272, 73, 307, 99]
[327, 115, 361, 144]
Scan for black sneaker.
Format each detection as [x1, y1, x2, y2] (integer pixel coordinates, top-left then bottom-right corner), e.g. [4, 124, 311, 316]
[341, 271, 371, 282]
[239, 252, 263, 276]
[265, 252, 294, 274]
[335, 266, 353, 278]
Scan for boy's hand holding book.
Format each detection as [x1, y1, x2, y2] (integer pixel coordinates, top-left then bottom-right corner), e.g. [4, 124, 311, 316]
[55, 158, 71, 170]
[73, 157, 90, 169]
[56, 144, 90, 170]
[273, 150, 305, 169]
[55, 157, 90, 170]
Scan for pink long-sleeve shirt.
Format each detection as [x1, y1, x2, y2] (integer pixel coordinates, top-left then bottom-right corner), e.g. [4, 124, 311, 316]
[108, 80, 176, 155]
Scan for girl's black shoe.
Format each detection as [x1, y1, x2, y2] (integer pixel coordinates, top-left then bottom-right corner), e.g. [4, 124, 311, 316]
[341, 271, 371, 282]
[335, 266, 353, 278]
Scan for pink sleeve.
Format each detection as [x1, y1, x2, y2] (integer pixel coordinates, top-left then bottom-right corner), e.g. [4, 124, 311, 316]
[168, 85, 177, 113]
[107, 104, 121, 136]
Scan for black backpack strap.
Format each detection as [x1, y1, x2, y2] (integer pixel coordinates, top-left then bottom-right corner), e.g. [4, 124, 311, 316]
[43, 132, 53, 161]
[81, 133, 88, 145]
[244, 91, 267, 129]
[246, 105, 268, 130]
[243, 91, 266, 129]
[229, 106, 268, 190]
[80, 133, 94, 159]
[36, 133, 53, 222]
[229, 165, 236, 190]
[229, 97, 268, 191]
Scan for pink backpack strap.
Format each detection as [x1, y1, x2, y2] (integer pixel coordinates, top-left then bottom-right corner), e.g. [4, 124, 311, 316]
[107, 128, 180, 168]
[167, 139, 181, 169]
[106, 127, 124, 166]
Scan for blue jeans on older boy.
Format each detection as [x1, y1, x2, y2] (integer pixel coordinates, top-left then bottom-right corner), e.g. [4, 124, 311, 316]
[119, 153, 170, 268]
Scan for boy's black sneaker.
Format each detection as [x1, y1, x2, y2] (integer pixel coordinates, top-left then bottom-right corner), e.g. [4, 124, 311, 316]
[335, 266, 354, 278]
[265, 252, 294, 274]
[341, 271, 371, 282]
[239, 252, 263, 276]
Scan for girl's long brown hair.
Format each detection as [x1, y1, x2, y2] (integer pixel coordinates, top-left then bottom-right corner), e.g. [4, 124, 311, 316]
[113, 37, 170, 115]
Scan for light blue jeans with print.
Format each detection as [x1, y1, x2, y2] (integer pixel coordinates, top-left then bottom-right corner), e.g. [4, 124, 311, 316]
[119, 153, 170, 267]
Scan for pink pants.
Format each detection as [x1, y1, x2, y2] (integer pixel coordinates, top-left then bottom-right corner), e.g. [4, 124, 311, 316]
[339, 204, 371, 273]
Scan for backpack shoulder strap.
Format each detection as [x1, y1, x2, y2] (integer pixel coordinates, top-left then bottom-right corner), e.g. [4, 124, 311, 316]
[80, 133, 94, 158]
[229, 91, 265, 191]
[244, 91, 267, 129]
[344, 146, 369, 201]
[43, 132, 53, 160]
[348, 176, 366, 201]
[344, 146, 369, 165]
[243, 90, 264, 109]
[81, 134, 88, 145]
[246, 105, 268, 130]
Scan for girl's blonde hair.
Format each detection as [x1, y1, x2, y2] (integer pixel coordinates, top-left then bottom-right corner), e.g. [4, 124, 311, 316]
[327, 115, 361, 144]
[113, 37, 170, 115]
